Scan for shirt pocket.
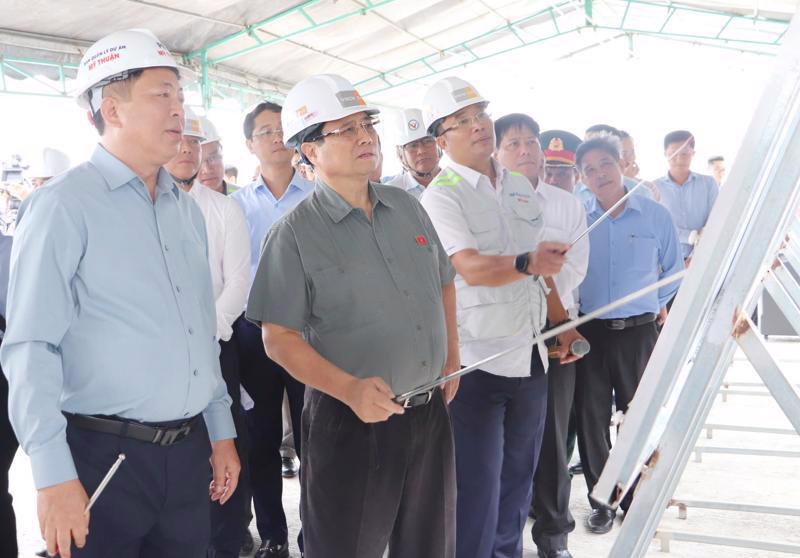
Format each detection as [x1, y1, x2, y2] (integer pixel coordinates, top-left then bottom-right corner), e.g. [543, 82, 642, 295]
[629, 235, 659, 272]
[508, 199, 543, 251]
[456, 283, 521, 340]
[465, 210, 503, 254]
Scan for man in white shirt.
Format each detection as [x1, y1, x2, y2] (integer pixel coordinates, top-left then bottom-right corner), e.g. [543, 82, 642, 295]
[494, 115, 588, 558]
[163, 109, 251, 558]
[420, 77, 569, 558]
[386, 108, 441, 199]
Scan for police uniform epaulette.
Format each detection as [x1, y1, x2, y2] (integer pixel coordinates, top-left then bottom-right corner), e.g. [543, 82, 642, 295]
[430, 168, 462, 188]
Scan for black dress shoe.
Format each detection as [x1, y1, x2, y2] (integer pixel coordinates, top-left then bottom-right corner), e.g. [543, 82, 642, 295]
[568, 461, 583, 476]
[254, 540, 289, 558]
[281, 456, 299, 478]
[35, 550, 47, 557]
[240, 529, 255, 555]
[586, 507, 616, 534]
[538, 549, 574, 558]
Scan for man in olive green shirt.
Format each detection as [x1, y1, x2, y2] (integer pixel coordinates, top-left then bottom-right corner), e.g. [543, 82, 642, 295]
[246, 74, 460, 558]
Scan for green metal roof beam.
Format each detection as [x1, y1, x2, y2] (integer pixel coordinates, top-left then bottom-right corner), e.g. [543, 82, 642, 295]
[585, 0, 593, 26]
[187, 0, 324, 58]
[354, 1, 574, 88]
[592, 24, 784, 46]
[2, 61, 64, 94]
[625, 0, 789, 24]
[358, 27, 580, 96]
[354, 0, 786, 97]
[192, 0, 402, 65]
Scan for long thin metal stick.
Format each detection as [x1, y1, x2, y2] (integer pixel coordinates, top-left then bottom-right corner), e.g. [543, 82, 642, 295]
[569, 180, 643, 247]
[84, 453, 125, 514]
[569, 135, 694, 248]
[395, 270, 686, 403]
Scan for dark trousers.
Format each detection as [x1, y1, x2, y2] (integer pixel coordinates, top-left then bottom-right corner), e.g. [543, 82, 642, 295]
[209, 336, 250, 558]
[451, 354, 548, 558]
[574, 320, 659, 511]
[68, 418, 212, 557]
[301, 387, 456, 558]
[531, 358, 577, 553]
[234, 316, 304, 546]
[1, 365, 19, 558]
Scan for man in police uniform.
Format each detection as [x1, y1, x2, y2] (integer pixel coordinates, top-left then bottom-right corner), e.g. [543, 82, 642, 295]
[494, 116, 589, 558]
[247, 73, 460, 558]
[575, 136, 682, 534]
[386, 108, 441, 199]
[1, 30, 239, 558]
[420, 78, 568, 558]
[540, 130, 582, 194]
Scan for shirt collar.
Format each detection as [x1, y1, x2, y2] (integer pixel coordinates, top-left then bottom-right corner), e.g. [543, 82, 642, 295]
[255, 170, 314, 196]
[665, 171, 697, 186]
[316, 180, 393, 224]
[447, 158, 506, 189]
[90, 144, 178, 198]
[586, 184, 643, 217]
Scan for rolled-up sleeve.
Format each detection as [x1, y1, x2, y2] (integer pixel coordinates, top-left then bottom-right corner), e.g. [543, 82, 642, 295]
[246, 221, 309, 332]
[420, 189, 476, 257]
[1, 190, 84, 489]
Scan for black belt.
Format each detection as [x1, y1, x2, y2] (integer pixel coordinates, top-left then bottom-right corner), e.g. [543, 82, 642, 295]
[598, 312, 656, 331]
[64, 413, 201, 446]
[401, 388, 436, 409]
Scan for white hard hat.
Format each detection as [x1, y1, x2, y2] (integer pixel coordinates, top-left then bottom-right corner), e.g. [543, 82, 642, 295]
[422, 77, 488, 136]
[75, 29, 179, 111]
[282, 74, 379, 148]
[394, 108, 430, 147]
[183, 107, 206, 141]
[26, 148, 71, 179]
[199, 116, 221, 144]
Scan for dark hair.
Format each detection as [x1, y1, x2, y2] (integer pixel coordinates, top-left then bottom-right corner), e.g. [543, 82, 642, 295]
[90, 68, 147, 135]
[575, 137, 621, 170]
[224, 165, 238, 179]
[618, 130, 631, 140]
[585, 124, 622, 138]
[664, 130, 695, 150]
[493, 113, 540, 148]
[708, 155, 724, 165]
[243, 101, 283, 139]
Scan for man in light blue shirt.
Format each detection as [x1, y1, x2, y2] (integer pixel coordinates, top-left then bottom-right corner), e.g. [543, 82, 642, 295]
[0, 29, 239, 558]
[655, 130, 720, 261]
[573, 136, 682, 536]
[231, 101, 313, 558]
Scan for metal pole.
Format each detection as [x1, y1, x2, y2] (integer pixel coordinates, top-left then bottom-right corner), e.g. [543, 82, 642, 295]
[395, 270, 685, 403]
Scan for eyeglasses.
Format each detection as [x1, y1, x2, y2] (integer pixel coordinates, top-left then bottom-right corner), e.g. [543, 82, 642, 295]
[316, 117, 380, 141]
[439, 111, 491, 135]
[403, 137, 437, 152]
[252, 127, 284, 140]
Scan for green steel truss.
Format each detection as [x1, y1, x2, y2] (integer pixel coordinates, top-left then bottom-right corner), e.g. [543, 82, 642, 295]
[1, 0, 790, 105]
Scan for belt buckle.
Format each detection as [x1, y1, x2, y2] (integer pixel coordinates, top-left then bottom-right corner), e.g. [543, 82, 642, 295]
[607, 319, 626, 330]
[154, 423, 192, 446]
[403, 389, 434, 409]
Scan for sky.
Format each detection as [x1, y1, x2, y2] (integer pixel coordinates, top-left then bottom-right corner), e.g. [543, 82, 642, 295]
[0, 32, 776, 185]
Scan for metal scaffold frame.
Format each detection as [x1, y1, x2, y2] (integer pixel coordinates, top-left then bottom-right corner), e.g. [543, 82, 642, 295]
[587, 12, 800, 556]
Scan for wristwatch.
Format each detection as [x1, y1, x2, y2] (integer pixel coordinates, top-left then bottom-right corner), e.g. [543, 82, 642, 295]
[515, 253, 533, 275]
